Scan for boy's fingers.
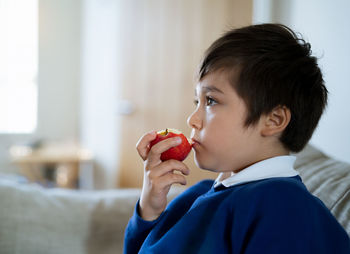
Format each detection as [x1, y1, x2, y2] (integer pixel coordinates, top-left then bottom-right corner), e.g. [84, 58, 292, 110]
[157, 172, 187, 188]
[136, 131, 157, 160]
[147, 137, 182, 165]
[148, 160, 190, 178]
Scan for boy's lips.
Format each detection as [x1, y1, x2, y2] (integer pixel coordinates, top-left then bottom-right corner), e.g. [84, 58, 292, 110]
[190, 138, 201, 147]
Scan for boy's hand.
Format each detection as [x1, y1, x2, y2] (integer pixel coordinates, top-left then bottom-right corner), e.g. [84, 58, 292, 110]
[136, 131, 190, 221]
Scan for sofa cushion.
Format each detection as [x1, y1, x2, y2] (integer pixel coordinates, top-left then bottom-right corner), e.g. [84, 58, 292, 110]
[295, 145, 350, 235]
[0, 179, 140, 254]
[0, 177, 184, 254]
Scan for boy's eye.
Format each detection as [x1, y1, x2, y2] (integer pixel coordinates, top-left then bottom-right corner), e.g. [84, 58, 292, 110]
[206, 96, 217, 106]
[193, 96, 217, 107]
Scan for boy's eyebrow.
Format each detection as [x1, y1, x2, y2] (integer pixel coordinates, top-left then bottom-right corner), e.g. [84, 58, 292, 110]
[194, 85, 224, 96]
[202, 85, 224, 94]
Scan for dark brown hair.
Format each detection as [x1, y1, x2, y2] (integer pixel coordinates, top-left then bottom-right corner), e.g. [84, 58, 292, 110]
[199, 23, 328, 152]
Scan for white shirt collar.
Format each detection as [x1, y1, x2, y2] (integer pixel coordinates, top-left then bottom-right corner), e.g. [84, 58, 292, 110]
[214, 155, 298, 189]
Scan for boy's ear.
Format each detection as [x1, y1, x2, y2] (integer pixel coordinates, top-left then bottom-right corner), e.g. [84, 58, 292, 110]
[261, 105, 291, 137]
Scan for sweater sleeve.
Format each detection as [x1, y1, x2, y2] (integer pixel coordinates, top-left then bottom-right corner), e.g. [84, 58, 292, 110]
[123, 180, 214, 254]
[123, 199, 165, 254]
[231, 181, 350, 254]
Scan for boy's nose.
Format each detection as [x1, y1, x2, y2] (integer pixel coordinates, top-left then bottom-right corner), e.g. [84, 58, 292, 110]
[187, 109, 202, 130]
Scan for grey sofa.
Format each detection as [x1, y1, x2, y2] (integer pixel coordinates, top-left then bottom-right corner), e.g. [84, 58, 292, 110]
[0, 145, 349, 254]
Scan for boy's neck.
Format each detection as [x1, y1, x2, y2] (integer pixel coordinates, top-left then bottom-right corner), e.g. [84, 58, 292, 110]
[233, 144, 290, 174]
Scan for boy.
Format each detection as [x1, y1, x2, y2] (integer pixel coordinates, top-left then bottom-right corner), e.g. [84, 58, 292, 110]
[124, 24, 350, 253]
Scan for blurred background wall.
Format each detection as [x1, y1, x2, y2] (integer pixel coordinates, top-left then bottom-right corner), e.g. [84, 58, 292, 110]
[1, 0, 349, 189]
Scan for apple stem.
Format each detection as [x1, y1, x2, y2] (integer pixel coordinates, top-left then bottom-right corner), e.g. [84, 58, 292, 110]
[165, 128, 168, 135]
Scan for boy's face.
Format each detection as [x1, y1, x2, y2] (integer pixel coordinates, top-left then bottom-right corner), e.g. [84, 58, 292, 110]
[187, 70, 264, 173]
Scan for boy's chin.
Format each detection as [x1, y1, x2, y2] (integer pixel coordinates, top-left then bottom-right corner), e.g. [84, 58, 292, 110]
[194, 157, 218, 173]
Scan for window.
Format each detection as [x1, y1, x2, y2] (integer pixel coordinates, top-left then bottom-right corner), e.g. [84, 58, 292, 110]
[0, 0, 38, 134]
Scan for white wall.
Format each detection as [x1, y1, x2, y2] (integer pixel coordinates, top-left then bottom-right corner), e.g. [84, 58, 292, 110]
[80, 0, 121, 189]
[38, 0, 81, 141]
[253, 0, 350, 163]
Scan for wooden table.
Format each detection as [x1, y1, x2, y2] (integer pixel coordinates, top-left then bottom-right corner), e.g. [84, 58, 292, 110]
[9, 143, 94, 189]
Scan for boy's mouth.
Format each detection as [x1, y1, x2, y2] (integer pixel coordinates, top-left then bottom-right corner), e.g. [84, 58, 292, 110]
[190, 138, 200, 147]
[188, 138, 195, 146]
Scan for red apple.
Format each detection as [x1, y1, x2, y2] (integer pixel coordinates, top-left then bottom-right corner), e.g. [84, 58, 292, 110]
[150, 128, 192, 161]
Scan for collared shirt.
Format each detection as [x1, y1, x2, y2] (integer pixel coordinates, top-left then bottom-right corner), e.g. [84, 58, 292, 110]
[213, 155, 298, 189]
